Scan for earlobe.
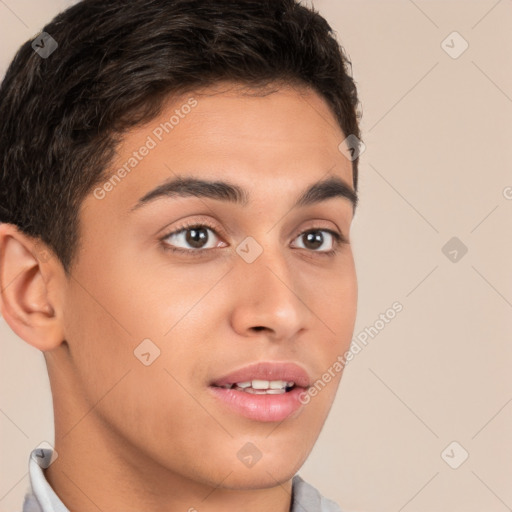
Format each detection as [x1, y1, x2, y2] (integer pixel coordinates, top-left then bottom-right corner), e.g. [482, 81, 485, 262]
[0, 223, 65, 351]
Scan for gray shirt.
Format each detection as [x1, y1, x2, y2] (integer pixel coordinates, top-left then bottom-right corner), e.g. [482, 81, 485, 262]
[22, 447, 343, 512]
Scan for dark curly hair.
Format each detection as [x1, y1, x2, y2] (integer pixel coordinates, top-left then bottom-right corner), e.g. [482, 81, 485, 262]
[0, 0, 361, 274]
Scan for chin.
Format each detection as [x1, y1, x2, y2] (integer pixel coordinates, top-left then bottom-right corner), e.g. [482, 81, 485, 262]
[218, 463, 302, 491]
[227, 444, 309, 489]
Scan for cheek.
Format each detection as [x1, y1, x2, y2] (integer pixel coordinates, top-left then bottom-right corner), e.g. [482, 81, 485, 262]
[307, 261, 357, 401]
[311, 255, 358, 343]
[61, 282, 134, 404]
[61, 281, 207, 454]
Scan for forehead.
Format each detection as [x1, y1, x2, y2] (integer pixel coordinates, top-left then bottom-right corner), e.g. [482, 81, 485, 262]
[87, 83, 354, 215]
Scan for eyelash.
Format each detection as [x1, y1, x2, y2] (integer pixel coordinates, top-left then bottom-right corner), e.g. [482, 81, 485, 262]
[159, 220, 348, 258]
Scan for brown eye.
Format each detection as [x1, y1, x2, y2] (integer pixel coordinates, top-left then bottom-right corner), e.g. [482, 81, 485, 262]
[302, 230, 325, 250]
[184, 227, 209, 248]
[292, 229, 342, 253]
[162, 224, 223, 251]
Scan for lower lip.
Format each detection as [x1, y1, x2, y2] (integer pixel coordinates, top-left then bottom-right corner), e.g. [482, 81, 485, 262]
[209, 386, 306, 422]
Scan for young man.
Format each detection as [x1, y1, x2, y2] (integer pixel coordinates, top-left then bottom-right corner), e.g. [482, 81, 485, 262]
[0, 0, 363, 510]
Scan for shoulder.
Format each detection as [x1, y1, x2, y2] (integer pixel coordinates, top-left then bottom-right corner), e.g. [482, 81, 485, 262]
[291, 474, 344, 512]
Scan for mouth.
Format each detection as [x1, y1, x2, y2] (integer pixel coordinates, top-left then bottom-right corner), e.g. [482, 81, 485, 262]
[208, 362, 311, 422]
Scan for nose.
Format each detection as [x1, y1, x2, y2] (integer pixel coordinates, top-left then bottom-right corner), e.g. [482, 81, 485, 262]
[228, 247, 313, 342]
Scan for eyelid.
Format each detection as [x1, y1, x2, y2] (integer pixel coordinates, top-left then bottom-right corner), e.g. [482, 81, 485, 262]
[158, 214, 226, 236]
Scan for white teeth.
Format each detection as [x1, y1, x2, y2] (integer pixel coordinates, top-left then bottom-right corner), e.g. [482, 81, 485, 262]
[270, 380, 289, 389]
[243, 388, 286, 395]
[229, 379, 295, 393]
[217, 379, 297, 391]
[244, 388, 262, 394]
[251, 379, 270, 389]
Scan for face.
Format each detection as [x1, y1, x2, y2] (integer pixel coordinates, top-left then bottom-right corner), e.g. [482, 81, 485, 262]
[57, 83, 357, 489]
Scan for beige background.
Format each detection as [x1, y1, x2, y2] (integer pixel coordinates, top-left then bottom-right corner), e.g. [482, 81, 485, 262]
[1, 1, 511, 511]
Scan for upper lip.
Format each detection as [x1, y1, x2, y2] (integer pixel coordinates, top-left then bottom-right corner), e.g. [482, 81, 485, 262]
[210, 361, 311, 388]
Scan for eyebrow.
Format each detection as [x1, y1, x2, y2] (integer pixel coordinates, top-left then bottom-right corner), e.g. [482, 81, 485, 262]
[130, 174, 358, 212]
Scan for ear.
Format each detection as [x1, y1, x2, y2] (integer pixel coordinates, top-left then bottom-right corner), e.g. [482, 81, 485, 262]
[0, 223, 66, 351]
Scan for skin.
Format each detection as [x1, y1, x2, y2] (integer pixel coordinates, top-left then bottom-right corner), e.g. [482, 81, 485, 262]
[0, 82, 357, 512]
